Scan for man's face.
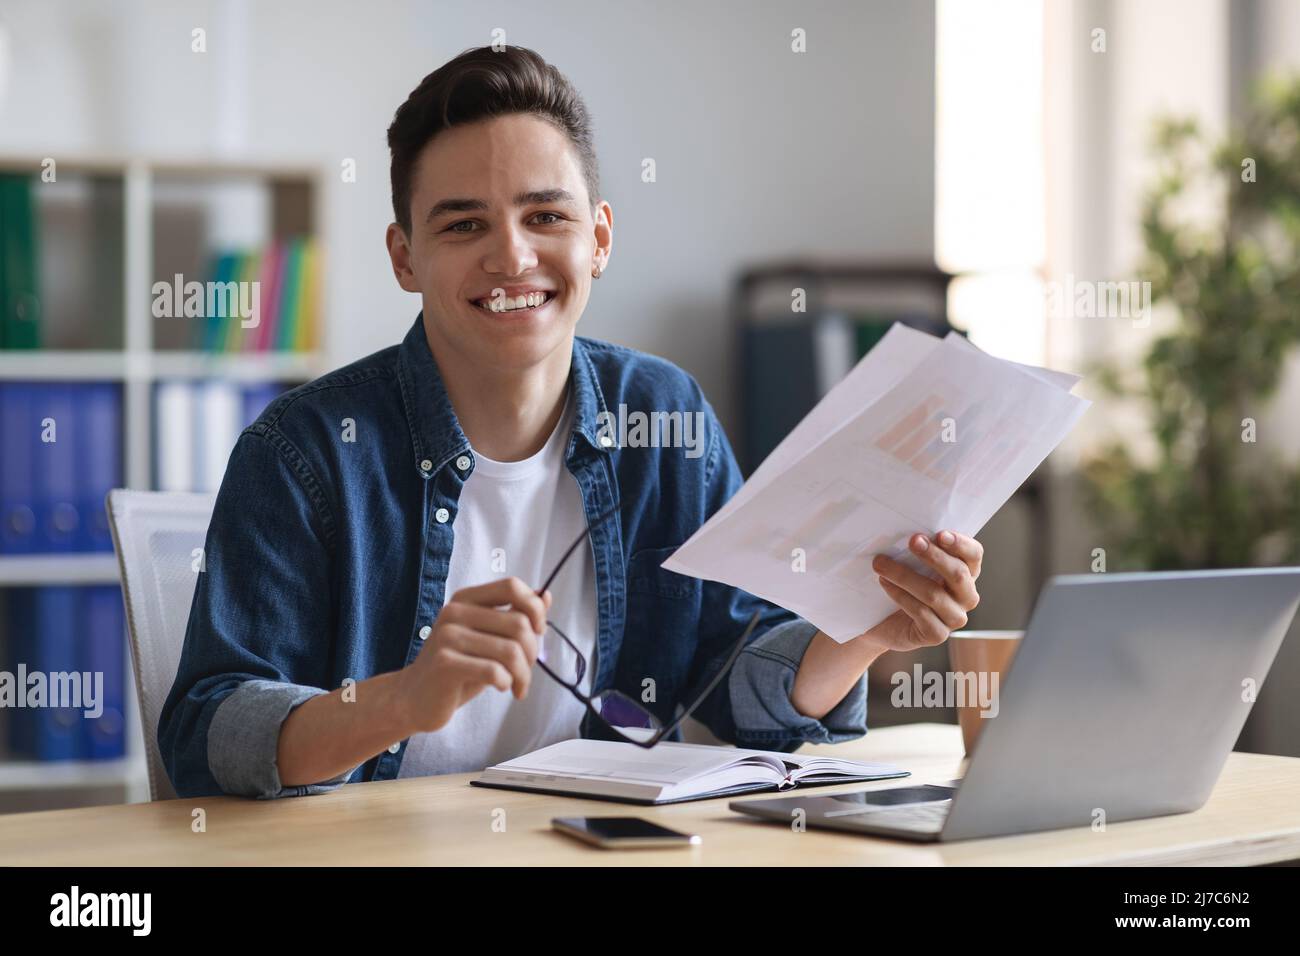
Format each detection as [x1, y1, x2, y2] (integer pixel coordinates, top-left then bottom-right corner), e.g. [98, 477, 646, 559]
[387, 113, 612, 373]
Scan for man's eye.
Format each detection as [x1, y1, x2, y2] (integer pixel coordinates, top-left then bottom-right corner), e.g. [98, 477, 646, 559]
[446, 212, 563, 233]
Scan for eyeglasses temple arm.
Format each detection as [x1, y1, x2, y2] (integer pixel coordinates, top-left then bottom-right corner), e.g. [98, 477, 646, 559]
[538, 498, 625, 595]
[649, 610, 763, 743]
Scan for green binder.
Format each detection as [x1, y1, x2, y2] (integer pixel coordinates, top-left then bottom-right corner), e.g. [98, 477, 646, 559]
[0, 173, 42, 349]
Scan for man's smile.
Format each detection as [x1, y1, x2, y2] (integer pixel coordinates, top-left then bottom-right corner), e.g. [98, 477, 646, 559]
[470, 289, 557, 315]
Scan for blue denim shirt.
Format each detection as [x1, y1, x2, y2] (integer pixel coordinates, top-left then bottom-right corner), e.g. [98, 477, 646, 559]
[158, 314, 867, 799]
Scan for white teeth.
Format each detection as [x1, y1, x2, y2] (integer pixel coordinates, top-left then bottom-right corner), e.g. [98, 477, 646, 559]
[480, 291, 550, 312]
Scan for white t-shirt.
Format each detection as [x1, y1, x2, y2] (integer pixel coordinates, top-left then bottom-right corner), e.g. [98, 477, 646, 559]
[397, 389, 597, 776]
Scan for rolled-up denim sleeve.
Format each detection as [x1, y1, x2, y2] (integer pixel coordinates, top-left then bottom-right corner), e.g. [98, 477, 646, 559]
[158, 427, 362, 799]
[207, 680, 360, 799]
[728, 617, 868, 752]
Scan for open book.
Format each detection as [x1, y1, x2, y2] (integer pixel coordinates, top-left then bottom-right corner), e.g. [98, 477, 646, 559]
[470, 739, 909, 805]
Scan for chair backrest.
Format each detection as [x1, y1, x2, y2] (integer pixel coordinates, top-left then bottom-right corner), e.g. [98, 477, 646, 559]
[106, 489, 216, 801]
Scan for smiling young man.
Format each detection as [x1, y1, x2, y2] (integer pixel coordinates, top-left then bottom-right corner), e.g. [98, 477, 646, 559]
[158, 46, 982, 798]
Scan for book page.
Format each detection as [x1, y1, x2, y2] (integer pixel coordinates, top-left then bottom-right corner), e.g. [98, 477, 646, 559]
[493, 739, 786, 786]
[784, 753, 910, 781]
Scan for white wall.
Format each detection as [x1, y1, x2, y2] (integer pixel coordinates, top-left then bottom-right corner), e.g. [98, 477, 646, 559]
[0, 0, 936, 433]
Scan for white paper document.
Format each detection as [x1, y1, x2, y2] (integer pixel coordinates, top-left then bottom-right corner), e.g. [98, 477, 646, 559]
[662, 324, 1091, 641]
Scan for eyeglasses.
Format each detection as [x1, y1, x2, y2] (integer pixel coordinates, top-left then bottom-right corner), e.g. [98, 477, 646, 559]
[533, 499, 761, 749]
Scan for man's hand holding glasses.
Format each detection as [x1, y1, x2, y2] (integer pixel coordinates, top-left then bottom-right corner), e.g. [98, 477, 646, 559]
[398, 577, 555, 734]
[398, 499, 760, 748]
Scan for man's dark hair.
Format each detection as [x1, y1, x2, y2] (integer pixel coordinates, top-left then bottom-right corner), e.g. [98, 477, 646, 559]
[387, 45, 601, 235]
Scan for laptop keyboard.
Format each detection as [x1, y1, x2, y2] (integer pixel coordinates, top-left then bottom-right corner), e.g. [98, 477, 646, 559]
[857, 801, 952, 832]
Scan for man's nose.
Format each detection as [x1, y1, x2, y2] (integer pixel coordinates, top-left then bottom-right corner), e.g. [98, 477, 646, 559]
[483, 220, 539, 276]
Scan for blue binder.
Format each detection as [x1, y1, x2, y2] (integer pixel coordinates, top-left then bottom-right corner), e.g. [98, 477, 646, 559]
[6, 586, 83, 761]
[0, 382, 38, 553]
[78, 383, 122, 552]
[5, 588, 35, 754]
[80, 585, 127, 760]
[32, 384, 81, 552]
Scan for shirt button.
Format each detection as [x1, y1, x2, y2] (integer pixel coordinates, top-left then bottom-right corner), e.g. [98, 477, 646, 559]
[455, 454, 472, 471]
[435, 507, 450, 523]
[419, 459, 433, 473]
[419, 625, 432, 641]
[599, 434, 614, 448]
[387, 742, 401, 754]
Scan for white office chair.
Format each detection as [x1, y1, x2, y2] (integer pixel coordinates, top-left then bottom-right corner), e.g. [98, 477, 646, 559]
[106, 489, 216, 802]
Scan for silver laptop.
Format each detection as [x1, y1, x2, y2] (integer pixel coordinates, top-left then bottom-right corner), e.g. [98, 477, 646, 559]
[730, 568, 1300, 842]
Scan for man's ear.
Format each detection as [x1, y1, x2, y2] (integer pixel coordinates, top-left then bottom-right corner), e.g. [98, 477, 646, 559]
[592, 200, 613, 272]
[385, 222, 421, 293]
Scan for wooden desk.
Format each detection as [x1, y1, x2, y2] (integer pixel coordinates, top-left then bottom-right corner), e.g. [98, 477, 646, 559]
[3, 723, 1299, 865]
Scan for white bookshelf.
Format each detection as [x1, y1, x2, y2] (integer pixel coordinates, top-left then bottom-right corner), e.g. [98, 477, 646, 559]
[0, 554, 119, 586]
[0, 155, 330, 811]
[0, 757, 149, 792]
[0, 349, 321, 382]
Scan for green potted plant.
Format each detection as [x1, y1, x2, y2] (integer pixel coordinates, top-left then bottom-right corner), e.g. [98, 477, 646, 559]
[1082, 75, 1300, 570]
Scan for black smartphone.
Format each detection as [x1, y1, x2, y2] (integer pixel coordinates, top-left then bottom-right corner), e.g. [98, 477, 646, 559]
[551, 816, 701, 849]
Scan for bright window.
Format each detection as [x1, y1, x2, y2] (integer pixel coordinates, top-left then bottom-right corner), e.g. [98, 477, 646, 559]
[935, 0, 1046, 365]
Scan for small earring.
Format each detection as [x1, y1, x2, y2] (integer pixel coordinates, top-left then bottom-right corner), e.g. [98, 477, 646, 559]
[592, 263, 603, 279]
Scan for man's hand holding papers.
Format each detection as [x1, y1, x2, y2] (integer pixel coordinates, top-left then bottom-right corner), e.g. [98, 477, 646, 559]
[663, 324, 1089, 719]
